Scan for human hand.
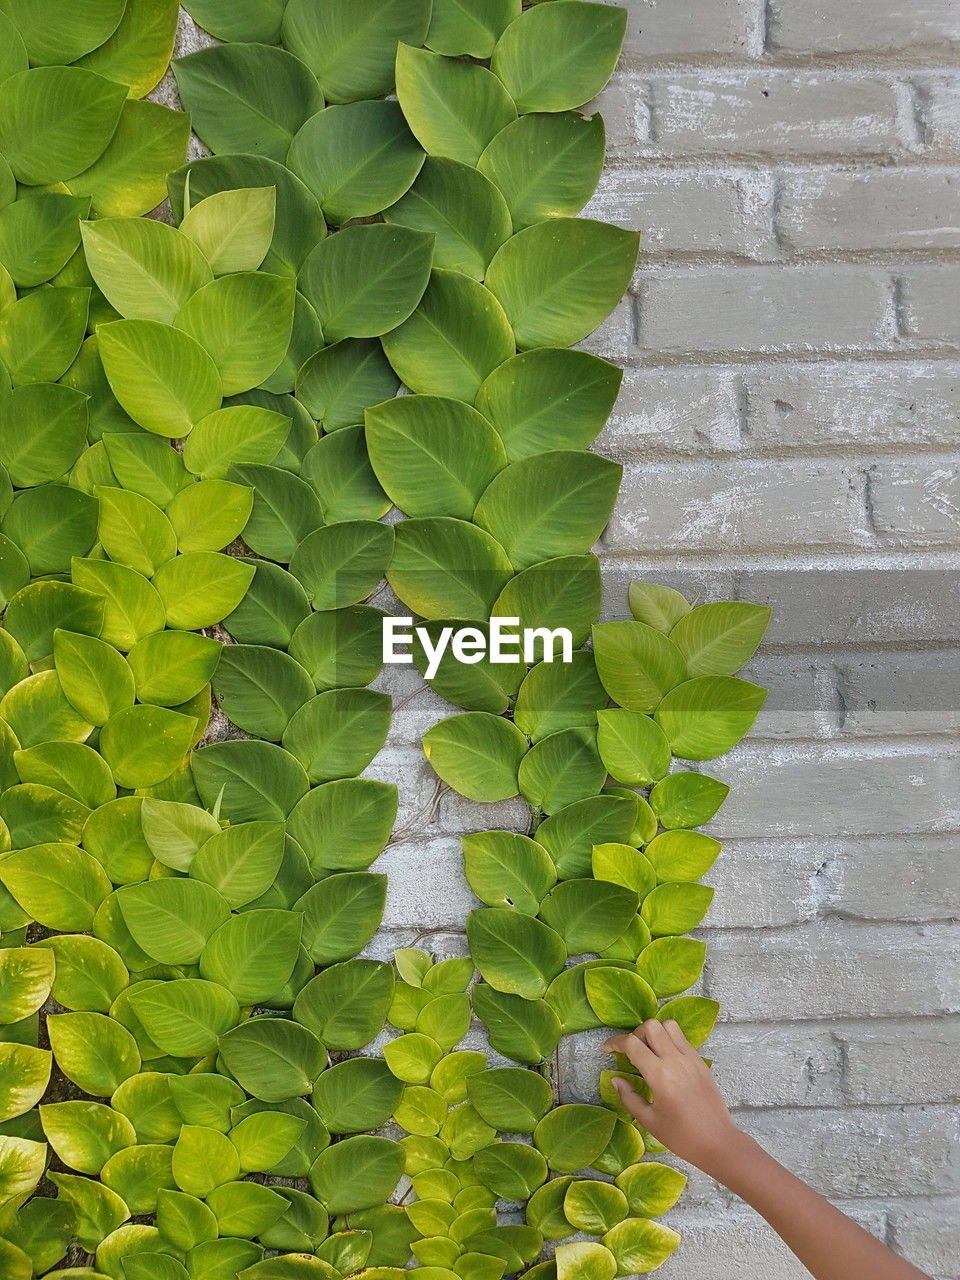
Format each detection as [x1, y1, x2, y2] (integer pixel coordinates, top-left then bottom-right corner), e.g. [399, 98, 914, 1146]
[601, 1018, 743, 1176]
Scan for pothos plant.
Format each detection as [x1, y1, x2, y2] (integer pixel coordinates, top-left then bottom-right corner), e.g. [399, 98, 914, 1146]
[0, 2, 773, 1279]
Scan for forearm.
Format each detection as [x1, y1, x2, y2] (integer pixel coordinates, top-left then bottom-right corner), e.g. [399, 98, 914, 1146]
[702, 1131, 929, 1280]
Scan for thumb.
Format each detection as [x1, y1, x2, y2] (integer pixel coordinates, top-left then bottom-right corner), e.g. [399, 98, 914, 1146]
[612, 1075, 654, 1127]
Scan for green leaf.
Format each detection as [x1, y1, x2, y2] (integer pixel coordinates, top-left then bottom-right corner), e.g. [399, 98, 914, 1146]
[281, 688, 390, 783]
[655, 995, 720, 1049]
[206, 1181, 288, 1239]
[384, 1033, 442, 1085]
[73, 0, 178, 96]
[117, 879, 231, 964]
[366, 395, 506, 519]
[384, 157, 511, 281]
[629, 582, 691, 632]
[313, 1057, 403, 1133]
[289, 100, 424, 225]
[213, 645, 312, 741]
[0, 843, 110, 931]
[96, 486, 177, 576]
[466, 1067, 552, 1133]
[102, 432, 191, 507]
[645, 829, 720, 882]
[0, 287, 89, 385]
[80, 219, 212, 324]
[462, 831, 556, 915]
[554, 1242, 617, 1280]
[487, 219, 639, 350]
[288, 605, 385, 693]
[182, 0, 285, 43]
[129, 980, 241, 1057]
[0, 1134, 45, 1207]
[282, 0, 432, 103]
[0, 68, 125, 185]
[192, 740, 309, 822]
[423, 711, 527, 802]
[426, 0, 520, 58]
[302, 428, 391, 524]
[592, 620, 687, 714]
[592, 844, 655, 897]
[229, 1113, 306, 1175]
[526, 1176, 575, 1240]
[476, 349, 621, 463]
[172, 1125, 240, 1199]
[39, 1100, 134, 1175]
[180, 187, 275, 276]
[396, 45, 516, 167]
[299, 223, 432, 343]
[0, 0, 124, 65]
[169, 153, 326, 277]
[70, 558, 164, 650]
[287, 777, 397, 873]
[614, 1161, 687, 1218]
[479, 111, 605, 231]
[1, 668, 92, 748]
[641, 882, 714, 937]
[201, 909, 303, 1005]
[471, 985, 560, 1065]
[175, 272, 296, 396]
[533, 1104, 616, 1175]
[601, 1218, 680, 1276]
[636, 937, 707, 998]
[295, 871, 387, 965]
[309, 1136, 404, 1215]
[288, 521, 394, 612]
[546, 960, 619, 1034]
[564, 1181, 628, 1236]
[0, 384, 86, 486]
[99, 704, 197, 788]
[35, 933, 128, 1013]
[66, 99, 191, 219]
[48, 1011, 140, 1096]
[231, 464, 324, 562]
[491, 2, 627, 112]
[53, 628, 135, 726]
[649, 771, 729, 829]
[218, 1017, 325, 1102]
[174, 43, 323, 164]
[669, 601, 771, 677]
[514, 650, 608, 744]
[190, 820, 285, 908]
[0, 947, 54, 1023]
[223, 557, 309, 648]
[152, 552, 254, 630]
[127, 630, 221, 707]
[381, 269, 515, 402]
[388, 517, 513, 621]
[539, 879, 639, 954]
[466, 907, 565, 999]
[293, 959, 394, 1050]
[475, 1143, 547, 1201]
[584, 968, 657, 1029]
[14, 740, 115, 807]
[183, 406, 289, 479]
[655, 675, 766, 759]
[535, 794, 636, 880]
[0, 193, 88, 287]
[98, 320, 222, 438]
[596, 709, 671, 787]
[518, 727, 607, 815]
[167, 479, 254, 554]
[493, 555, 601, 651]
[140, 795, 221, 872]
[297, 338, 399, 432]
[0, 782, 88, 849]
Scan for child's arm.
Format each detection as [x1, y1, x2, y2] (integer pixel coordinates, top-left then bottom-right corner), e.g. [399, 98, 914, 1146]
[603, 1019, 931, 1280]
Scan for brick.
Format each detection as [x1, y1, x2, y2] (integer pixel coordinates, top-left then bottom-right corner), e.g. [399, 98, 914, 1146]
[649, 1206, 888, 1280]
[577, 294, 635, 363]
[740, 1105, 959, 1198]
[703, 921, 960, 1019]
[706, 840, 825, 927]
[378, 837, 476, 931]
[889, 1200, 960, 1280]
[619, 0, 764, 59]
[918, 73, 960, 151]
[743, 361, 960, 449]
[714, 741, 960, 838]
[869, 461, 960, 546]
[638, 267, 894, 354]
[645, 73, 903, 158]
[768, 0, 960, 55]
[900, 265, 960, 343]
[606, 459, 865, 552]
[821, 836, 960, 921]
[593, 74, 652, 158]
[600, 563, 741, 622]
[742, 653, 837, 740]
[778, 169, 960, 251]
[584, 168, 775, 257]
[598, 366, 743, 458]
[841, 1019, 960, 1105]
[834, 650, 960, 737]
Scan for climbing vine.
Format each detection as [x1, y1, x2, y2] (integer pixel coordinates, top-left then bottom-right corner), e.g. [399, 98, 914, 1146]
[0, 3, 771, 1279]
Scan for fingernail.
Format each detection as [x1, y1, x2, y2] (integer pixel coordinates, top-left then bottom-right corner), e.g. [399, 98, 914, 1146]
[610, 1077, 624, 1092]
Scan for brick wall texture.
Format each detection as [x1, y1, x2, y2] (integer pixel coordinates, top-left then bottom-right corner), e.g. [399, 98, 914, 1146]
[167, 6, 960, 1277]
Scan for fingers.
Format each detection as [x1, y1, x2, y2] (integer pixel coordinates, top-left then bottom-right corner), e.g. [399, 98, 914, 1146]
[601, 1030, 661, 1080]
[611, 1076, 653, 1126]
[661, 1018, 697, 1056]
[640, 1018, 676, 1057]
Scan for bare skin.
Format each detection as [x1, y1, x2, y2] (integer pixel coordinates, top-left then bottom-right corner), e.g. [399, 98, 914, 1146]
[603, 1019, 931, 1280]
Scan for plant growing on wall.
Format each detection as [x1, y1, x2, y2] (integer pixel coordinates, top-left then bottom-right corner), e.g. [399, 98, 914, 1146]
[0, 2, 772, 1277]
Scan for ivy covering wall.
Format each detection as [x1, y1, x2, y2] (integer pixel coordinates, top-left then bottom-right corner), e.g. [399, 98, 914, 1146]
[0, 3, 771, 1278]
